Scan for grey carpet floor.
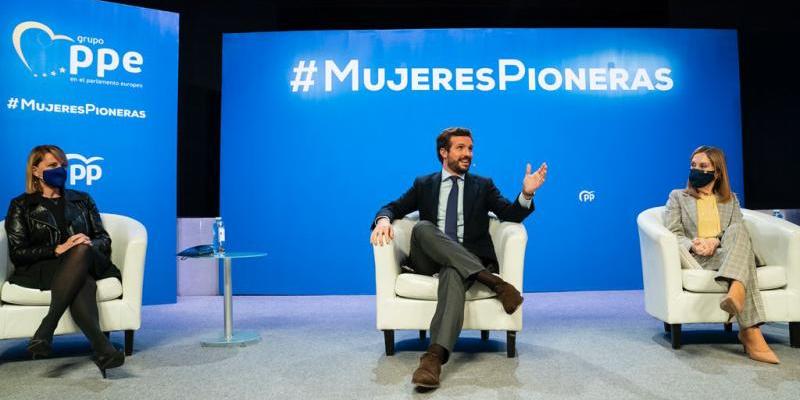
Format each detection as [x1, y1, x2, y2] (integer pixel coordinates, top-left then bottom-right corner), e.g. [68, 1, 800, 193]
[1, 290, 798, 399]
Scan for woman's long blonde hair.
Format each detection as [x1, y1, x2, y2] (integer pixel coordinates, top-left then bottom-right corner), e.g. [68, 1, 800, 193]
[25, 145, 68, 194]
[685, 145, 733, 203]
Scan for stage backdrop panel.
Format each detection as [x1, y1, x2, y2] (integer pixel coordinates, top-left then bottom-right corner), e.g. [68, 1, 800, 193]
[0, 0, 179, 304]
[221, 29, 742, 294]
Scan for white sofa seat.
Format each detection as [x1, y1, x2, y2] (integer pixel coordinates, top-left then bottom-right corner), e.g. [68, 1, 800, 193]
[1, 277, 123, 306]
[395, 273, 497, 301]
[681, 265, 787, 293]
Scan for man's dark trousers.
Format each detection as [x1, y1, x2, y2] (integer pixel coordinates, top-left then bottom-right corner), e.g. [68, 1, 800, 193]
[407, 220, 495, 359]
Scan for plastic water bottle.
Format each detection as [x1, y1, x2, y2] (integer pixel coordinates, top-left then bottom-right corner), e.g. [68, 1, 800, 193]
[772, 209, 785, 220]
[213, 217, 226, 255]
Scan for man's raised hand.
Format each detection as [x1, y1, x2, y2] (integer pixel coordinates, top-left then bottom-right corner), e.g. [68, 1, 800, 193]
[522, 162, 548, 197]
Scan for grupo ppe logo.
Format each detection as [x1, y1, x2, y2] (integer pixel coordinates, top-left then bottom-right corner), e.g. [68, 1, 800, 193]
[67, 153, 104, 186]
[12, 21, 144, 86]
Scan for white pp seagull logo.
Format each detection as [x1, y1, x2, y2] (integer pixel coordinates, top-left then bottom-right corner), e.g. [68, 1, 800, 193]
[66, 154, 104, 164]
[12, 21, 74, 72]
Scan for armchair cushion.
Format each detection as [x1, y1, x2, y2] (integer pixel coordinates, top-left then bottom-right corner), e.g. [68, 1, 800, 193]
[681, 265, 787, 293]
[1, 277, 122, 306]
[395, 272, 497, 301]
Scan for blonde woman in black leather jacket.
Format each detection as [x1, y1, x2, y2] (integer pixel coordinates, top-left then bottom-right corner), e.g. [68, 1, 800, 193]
[5, 145, 124, 377]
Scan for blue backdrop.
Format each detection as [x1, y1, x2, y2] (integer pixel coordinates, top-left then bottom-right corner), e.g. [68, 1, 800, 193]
[0, 0, 179, 304]
[221, 28, 743, 294]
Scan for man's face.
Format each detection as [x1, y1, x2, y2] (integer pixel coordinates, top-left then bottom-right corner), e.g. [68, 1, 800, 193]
[442, 136, 473, 174]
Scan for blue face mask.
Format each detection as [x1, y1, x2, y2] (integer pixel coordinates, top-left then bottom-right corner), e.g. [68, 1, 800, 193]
[688, 168, 715, 189]
[42, 166, 67, 188]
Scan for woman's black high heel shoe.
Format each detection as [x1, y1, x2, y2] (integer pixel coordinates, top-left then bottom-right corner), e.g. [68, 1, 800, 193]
[93, 349, 125, 378]
[26, 339, 52, 359]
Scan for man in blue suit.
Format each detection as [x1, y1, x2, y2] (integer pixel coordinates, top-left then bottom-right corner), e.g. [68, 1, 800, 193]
[371, 127, 547, 388]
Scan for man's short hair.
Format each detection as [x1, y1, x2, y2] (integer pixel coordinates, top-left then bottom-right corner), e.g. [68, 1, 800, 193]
[436, 127, 472, 163]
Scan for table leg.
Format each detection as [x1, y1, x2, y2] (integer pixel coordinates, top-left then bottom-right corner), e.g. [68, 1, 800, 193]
[224, 257, 233, 341]
[201, 257, 261, 347]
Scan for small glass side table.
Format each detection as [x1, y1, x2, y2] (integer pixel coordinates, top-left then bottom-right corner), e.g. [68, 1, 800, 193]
[185, 251, 267, 347]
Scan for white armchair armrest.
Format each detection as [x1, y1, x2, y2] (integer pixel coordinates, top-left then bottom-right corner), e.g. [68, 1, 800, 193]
[374, 216, 416, 298]
[491, 221, 527, 289]
[743, 210, 800, 292]
[373, 242, 401, 299]
[102, 214, 147, 328]
[638, 208, 683, 320]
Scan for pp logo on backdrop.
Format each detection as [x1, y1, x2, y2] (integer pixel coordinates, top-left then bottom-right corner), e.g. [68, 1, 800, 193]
[578, 190, 596, 202]
[66, 154, 104, 186]
[11, 21, 143, 79]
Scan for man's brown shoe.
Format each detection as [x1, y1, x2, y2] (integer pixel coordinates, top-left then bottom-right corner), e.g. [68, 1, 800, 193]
[495, 282, 524, 314]
[411, 352, 442, 388]
[475, 271, 524, 314]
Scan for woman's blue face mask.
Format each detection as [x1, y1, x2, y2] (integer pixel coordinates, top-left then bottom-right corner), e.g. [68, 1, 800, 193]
[688, 168, 715, 189]
[42, 166, 68, 188]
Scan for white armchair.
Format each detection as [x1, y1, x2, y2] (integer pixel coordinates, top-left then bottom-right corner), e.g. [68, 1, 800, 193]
[637, 206, 800, 349]
[0, 213, 147, 355]
[373, 212, 527, 357]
